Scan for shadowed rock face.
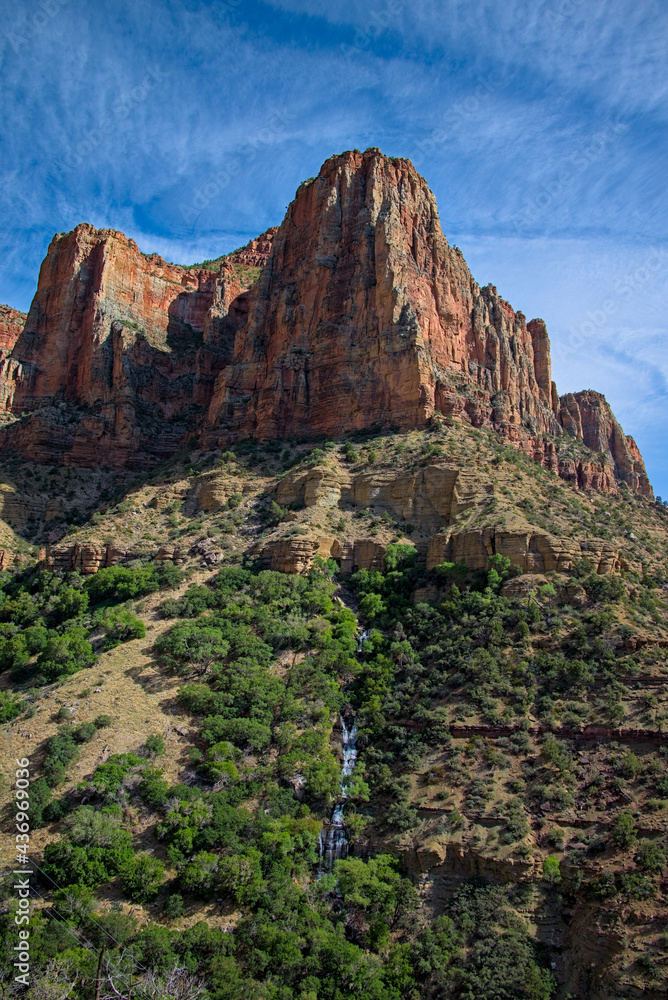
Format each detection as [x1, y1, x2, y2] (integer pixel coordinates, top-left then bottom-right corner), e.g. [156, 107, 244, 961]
[0, 149, 652, 495]
[0, 225, 273, 466]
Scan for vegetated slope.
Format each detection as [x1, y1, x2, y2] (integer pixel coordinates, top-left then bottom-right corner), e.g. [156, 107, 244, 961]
[0, 425, 667, 1000]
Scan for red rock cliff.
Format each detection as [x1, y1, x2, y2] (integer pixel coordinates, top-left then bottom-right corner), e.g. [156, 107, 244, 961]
[0, 305, 26, 353]
[0, 305, 27, 414]
[207, 149, 562, 450]
[0, 150, 652, 495]
[204, 149, 650, 494]
[0, 225, 267, 466]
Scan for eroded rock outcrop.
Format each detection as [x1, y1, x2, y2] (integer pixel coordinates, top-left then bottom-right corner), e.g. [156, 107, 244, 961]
[426, 527, 641, 575]
[0, 225, 259, 466]
[0, 305, 25, 353]
[558, 390, 650, 494]
[193, 472, 241, 512]
[276, 461, 488, 533]
[256, 534, 392, 575]
[47, 542, 128, 574]
[227, 227, 278, 269]
[0, 149, 651, 496]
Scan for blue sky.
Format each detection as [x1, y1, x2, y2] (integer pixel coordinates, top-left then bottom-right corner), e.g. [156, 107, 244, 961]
[1, 0, 667, 493]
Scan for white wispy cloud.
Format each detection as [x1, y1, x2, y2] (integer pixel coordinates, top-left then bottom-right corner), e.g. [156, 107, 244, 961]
[0, 0, 665, 489]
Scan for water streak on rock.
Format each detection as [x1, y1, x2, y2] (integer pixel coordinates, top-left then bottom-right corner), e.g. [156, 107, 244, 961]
[318, 716, 358, 874]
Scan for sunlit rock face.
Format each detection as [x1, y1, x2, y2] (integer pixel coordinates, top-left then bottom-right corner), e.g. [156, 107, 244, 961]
[0, 149, 651, 495]
[0, 224, 272, 466]
[207, 148, 562, 445]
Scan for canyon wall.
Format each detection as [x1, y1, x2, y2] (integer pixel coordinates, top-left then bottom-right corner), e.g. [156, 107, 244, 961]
[206, 150, 562, 447]
[0, 149, 651, 494]
[0, 226, 275, 466]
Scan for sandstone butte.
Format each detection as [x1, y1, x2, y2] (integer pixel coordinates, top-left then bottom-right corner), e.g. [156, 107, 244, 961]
[0, 148, 652, 497]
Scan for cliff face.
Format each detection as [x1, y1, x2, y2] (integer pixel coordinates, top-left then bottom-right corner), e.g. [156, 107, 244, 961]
[207, 149, 561, 448]
[0, 149, 652, 494]
[205, 149, 649, 494]
[0, 305, 27, 414]
[0, 225, 272, 466]
[0, 305, 26, 353]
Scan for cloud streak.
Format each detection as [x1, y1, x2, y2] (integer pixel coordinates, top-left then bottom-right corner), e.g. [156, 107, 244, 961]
[0, 0, 666, 489]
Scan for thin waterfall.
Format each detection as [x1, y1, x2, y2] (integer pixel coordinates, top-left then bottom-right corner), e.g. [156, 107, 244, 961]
[318, 716, 358, 874]
[357, 629, 370, 652]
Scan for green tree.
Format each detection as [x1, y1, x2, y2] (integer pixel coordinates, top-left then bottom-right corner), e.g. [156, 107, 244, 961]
[335, 855, 416, 929]
[359, 592, 386, 621]
[37, 628, 95, 682]
[179, 851, 220, 899]
[542, 855, 561, 883]
[218, 850, 264, 905]
[120, 852, 165, 902]
[155, 623, 230, 674]
[612, 811, 636, 848]
[635, 839, 666, 872]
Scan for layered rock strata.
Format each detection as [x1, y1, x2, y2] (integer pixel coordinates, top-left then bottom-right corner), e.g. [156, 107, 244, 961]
[0, 225, 270, 466]
[0, 305, 25, 353]
[256, 530, 638, 578]
[0, 149, 651, 495]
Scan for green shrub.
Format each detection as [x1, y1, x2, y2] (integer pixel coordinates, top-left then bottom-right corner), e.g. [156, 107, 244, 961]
[142, 733, 166, 757]
[43, 727, 80, 787]
[179, 850, 220, 899]
[635, 839, 666, 872]
[163, 893, 185, 920]
[139, 767, 170, 809]
[0, 690, 23, 723]
[542, 856, 561, 883]
[581, 573, 625, 603]
[73, 722, 98, 743]
[97, 608, 146, 649]
[29, 777, 53, 826]
[612, 811, 636, 848]
[37, 628, 95, 682]
[620, 751, 641, 779]
[120, 852, 166, 902]
[618, 871, 655, 899]
[89, 753, 141, 798]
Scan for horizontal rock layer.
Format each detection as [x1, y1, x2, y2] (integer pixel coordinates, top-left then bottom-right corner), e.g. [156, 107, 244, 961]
[255, 529, 636, 578]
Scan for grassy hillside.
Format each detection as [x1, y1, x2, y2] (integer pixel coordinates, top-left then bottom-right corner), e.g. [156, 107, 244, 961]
[1, 425, 668, 999]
